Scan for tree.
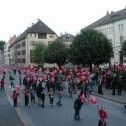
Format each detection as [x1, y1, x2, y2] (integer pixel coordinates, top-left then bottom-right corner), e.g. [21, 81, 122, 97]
[31, 43, 45, 65]
[70, 30, 113, 71]
[44, 40, 67, 66]
[0, 41, 5, 52]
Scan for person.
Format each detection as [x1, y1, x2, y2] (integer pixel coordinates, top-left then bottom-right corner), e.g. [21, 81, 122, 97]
[25, 89, 29, 106]
[73, 96, 83, 120]
[57, 90, 63, 106]
[49, 89, 54, 106]
[0, 78, 5, 92]
[13, 90, 19, 107]
[98, 106, 108, 126]
[41, 90, 45, 107]
[30, 88, 36, 103]
[10, 74, 15, 88]
[98, 75, 103, 95]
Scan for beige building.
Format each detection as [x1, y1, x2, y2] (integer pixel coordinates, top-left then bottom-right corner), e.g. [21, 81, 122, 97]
[10, 19, 58, 67]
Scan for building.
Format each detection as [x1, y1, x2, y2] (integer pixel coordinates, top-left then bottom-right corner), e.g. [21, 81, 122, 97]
[4, 35, 17, 65]
[58, 32, 74, 46]
[85, 7, 126, 64]
[0, 50, 4, 67]
[10, 19, 58, 67]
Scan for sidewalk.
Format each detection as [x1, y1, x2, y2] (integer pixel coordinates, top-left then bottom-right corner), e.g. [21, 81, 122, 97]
[93, 85, 126, 104]
[0, 91, 24, 126]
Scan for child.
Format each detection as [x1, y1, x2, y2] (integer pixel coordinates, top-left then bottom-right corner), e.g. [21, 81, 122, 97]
[49, 89, 54, 106]
[98, 106, 108, 126]
[30, 88, 36, 103]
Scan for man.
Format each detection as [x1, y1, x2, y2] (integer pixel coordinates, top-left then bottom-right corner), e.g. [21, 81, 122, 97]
[73, 96, 83, 120]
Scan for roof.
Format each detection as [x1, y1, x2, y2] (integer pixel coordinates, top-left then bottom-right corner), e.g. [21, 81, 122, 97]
[85, 8, 126, 30]
[11, 20, 56, 46]
[59, 33, 74, 42]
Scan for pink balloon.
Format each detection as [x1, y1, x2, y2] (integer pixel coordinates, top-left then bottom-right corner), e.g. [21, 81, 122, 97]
[90, 96, 98, 105]
[76, 72, 81, 77]
[80, 94, 85, 103]
[81, 76, 87, 81]
[81, 72, 87, 76]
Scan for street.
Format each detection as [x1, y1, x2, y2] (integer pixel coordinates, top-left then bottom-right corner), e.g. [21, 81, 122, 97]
[3, 71, 126, 126]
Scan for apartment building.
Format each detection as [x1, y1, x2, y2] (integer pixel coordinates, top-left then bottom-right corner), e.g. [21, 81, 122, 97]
[85, 7, 126, 64]
[10, 19, 58, 67]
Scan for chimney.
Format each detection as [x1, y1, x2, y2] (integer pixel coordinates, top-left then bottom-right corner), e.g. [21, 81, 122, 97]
[37, 19, 41, 22]
[60, 32, 63, 36]
[111, 11, 114, 14]
[106, 10, 109, 16]
[32, 23, 34, 26]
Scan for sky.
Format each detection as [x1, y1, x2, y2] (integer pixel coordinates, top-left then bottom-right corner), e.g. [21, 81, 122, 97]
[0, 0, 126, 42]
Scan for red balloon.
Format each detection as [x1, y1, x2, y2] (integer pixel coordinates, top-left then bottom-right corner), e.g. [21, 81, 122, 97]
[90, 96, 98, 105]
[80, 94, 85, 103]
[81, 72, 87, 76]
[81, 76, 87, 81]
[76, 72, 81, 77]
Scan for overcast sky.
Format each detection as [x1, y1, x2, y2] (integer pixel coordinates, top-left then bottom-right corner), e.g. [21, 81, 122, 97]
[0, 0, 126, 42]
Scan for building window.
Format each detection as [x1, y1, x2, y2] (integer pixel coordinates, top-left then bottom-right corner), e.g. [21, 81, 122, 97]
[22, 58, 26, 63]
[17, 51, 21, 55]
[50, 34, 54, 38]
[34, 34, 37, 38]
[22, 50, 26, 55]
[120, 36, 124, 44]
[30, 41, 35, 46]
[30, 33, 32, 37]
[38, 33, 46, 39]
[119, 24, 123, 31]
[18, 58, 21, 63]
[16, 44, 21, 49]
[22, 41, 25, 47]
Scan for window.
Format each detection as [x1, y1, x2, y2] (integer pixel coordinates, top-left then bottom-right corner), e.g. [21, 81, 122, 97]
[34, 34, 37, 38]
[30, 33, 32, 37]
[17, 51, 21, 55]
[16, 44, 21, 49]
[120, 36, 124, 44]
[22, 50, 26, 55]
[38, 33, 46, 39]
[18, 58, 21, 63]
[30, 50, 34, 63]
[30, 41, 35, 46]
[50, 34, 54, 38]
[22, 58, 26, 63]
[22, 41, 25, 47]
[119, 24, 123, 31]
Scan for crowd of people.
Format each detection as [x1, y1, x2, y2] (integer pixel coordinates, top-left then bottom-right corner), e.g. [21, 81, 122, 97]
[0, 64, 125, 126]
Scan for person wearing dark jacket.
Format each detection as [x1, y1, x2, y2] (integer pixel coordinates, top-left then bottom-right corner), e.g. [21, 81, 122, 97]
[74, 97, 83, 120]
[41, 90, 45, 107]
[25, 89, 29, 106]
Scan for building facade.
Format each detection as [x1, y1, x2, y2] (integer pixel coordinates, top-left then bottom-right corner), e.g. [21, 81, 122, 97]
[85, 8, 126, 64]
[4, 41, 10, 65]
[10, 20, 58, 67]
[4, 35, 17, 65]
